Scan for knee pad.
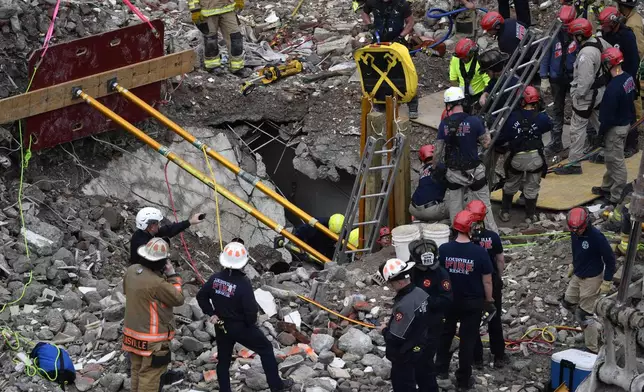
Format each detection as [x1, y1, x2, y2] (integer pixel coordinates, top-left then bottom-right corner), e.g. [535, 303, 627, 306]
[230, 32, 243, 56]
[561, 296, 576, 310]
[204, 35, 219, 56]
[575, 307, 593, 326]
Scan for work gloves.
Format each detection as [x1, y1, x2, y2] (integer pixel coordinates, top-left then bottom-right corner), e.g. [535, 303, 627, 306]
[484, 300, 496, 314]
[191, 9, 203, 25]
[567, 264, 574, 278]
[600, 280, 613, 295]
[164, 261, 176, 276]
[540, 78, 551, 95]
[235, 0, 244, 10]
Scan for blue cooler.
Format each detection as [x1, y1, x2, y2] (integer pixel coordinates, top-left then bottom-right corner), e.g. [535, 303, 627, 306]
[550, 349, 597, 391]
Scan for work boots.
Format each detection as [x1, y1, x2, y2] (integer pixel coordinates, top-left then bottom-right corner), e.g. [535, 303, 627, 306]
[499, 193, 513, 222]
[524, 198, 538, 222]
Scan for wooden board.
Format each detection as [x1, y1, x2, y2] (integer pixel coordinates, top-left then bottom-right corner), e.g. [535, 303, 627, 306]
[491, 152, 643, 211]
[408, 90, 445, 129]
[0, 49, 195, 125]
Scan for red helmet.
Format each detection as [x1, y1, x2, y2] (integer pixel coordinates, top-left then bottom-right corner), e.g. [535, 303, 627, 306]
[598, 7, 621, 29]
[567, 207, 589, 234]
[465, 200, 487, 222]
[481, 11, 505, 32]
[453, 210, 475, 234]
[601, 47, 624, 69]
[558, 5, 576, 25]
[380, 226, 391, 237]
[522, 86, 540, 105]
[568, 18, 593, 38]
[455, 38, 478, 59]
[418, 145, 435, 161]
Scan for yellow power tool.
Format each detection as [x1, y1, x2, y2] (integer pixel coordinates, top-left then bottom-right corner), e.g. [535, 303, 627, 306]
[240, 60, 303, 96]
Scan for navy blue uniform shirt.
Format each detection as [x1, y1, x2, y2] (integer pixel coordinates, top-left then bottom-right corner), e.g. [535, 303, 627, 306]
[485, 75, 521, 107]
[540, 33, 578, 81]
[472, 228, 503, 274]
[411, 163, 447, 206]
[603, 27, 641, 80]
[411, 265, 453, 315]
[197, 269, 259, 326]
[437, 112, 486, 168]
[363, 0, 412, 42]
[439, 241, 493, 301]
[599, 72, 636, 135]
[497, 19, 528, 56]
[294, 216, 335, 258]
[130, 220, 190, 265]
[571, 226, 616, 281]
[496, 109, 553, 150]
[383, 284, 429, 362]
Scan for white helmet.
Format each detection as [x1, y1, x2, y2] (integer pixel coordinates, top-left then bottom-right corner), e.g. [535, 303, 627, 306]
[444, 87, 465, 103]
[219, 242, 249, 269]
[136, 207, 163, 230]
[381, 258, 415, 282]
[137, 238, 170, 262]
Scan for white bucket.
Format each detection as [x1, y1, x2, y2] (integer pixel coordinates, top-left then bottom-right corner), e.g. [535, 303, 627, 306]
[391, 225, 421, 261]
[420, 223, 451, 247]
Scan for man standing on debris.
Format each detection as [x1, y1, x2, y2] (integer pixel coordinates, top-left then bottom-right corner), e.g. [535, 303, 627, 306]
[379, 257, 430, 392]
[197, 242, 294, 392]
[408, 239, 452, 392]
[465, 200, 509, 369]
[541, 5, 578, 155]
[435, 210, 494, 391]
[130, 207, 205, 265]
[496, 86, 552, 222]
[434, 87, 498, 232]
[294, 213, 344, 259]
[449, 38, 490, 113]
[122, 238, 186, 391]
[555, 18, 612, 175]
[591, 48, 636, 204]
[409, 145, 449, 222]
[564, 207, 616, 352]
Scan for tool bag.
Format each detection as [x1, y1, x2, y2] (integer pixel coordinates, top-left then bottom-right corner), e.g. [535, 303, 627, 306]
[29, 342, 76, 390]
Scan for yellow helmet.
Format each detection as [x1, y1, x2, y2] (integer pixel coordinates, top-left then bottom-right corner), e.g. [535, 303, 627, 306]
[328, 214, 345, 234]
[349, 229, 359, 247]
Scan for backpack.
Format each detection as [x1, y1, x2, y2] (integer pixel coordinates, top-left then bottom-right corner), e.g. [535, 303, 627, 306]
[29, 342, 76, 390]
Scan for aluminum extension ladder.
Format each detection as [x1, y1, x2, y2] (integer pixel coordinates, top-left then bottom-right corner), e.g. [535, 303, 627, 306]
[333, 133, 406, 263]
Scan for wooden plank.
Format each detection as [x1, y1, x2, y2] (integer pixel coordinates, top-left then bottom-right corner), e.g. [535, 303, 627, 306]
[386, 96, 396, 229]
[358, 96, 371, 250]
[0, 49, 195, 124]
[365, 112, 385, 243]
[394, 119, 411, 227]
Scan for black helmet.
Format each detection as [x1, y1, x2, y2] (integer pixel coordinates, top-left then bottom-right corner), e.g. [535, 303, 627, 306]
[617, 0, 637, 8]
[408, 239, 439, 270]
[478, 49, 509, 72]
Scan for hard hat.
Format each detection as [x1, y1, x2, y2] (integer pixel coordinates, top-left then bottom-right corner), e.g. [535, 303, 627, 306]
[465, 200, 487, 222]
[455, 38, 478, 59]
[408, 239, 439, 269]
[328, 214, 345, 234]
[567, 207, 589, 235]
[137, 237, 170, 262]
[379, 226, 391, 237]
[558, 5, 576, 25]
[453, 210, 475, 234]
[418, 145, 435, 161]
[349, 228, 359, 247]
[522, 86, 541, 105]
[444, 87, 465, 103]
[478, 49, 509, 72]
[219, 241, 249, 269]
[568, 18, 593, 39]
[481, 11, 505, 32]
[382, 258, 415, 282]
[598, 7, 622, 29]
[601, 47, 625, 69]
[136, 207, 164, 230]
[616, 0, 637, 8]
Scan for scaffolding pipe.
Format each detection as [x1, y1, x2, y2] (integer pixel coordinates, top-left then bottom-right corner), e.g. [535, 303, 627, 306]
[72, 88, 332, 264]
[110, 82, 357, 252]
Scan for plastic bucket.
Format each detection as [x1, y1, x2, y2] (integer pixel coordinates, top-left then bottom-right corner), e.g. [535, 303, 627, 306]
[391, 225, 421, 261]
[421, 223, 451, 247]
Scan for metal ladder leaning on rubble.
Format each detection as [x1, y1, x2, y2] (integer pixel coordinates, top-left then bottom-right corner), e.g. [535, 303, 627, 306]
[480, 18, 562, 190]
[333, 133, 406, 264]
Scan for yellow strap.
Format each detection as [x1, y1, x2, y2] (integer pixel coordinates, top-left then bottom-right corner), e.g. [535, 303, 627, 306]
[202, 147, 224, 251]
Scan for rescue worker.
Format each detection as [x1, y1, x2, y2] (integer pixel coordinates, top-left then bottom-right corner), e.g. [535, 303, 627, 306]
[555, 18, 612, 175]
[541, 5, 578, 154]
[465, 201, 509, 369]
[434, 87, 498, 232]
[598, 6, 642, 157]
[478, 49, 518, 108]
[197, 242, 294, 392]
[122, 238, 185, 391]
[409, 145, 449, 222]
[563, 207, 616, 353]
[435, 211, 495, 391]
[496, 87, 553, 222]
[293, 214, 345, 259]
[408, 239, 453, 392]
[130, 207, 205, 265]
[449, 38, 490, 113]
[361, 0, 418, 118]
[379, 258, 430, 392]
[497, 0, 531, 27]
[591, 47, 636, 204]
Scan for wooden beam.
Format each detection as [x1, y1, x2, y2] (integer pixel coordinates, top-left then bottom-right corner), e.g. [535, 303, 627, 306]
[0, 49, 196, 124]
[393, 118, 411, 227]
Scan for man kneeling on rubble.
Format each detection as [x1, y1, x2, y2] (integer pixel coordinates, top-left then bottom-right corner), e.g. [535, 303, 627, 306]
[409, 144, 449, 222]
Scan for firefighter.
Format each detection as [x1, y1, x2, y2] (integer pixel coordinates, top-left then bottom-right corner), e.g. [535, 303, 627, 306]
[449, 38, 491, 113]
[293, 214, 345, 259]
[408, 239, 453, 392]
[122, 238, 186, 391]
[465, 200, 509, 369]
[409, 145, 449, 222]
[555, 18, 612, 175]
[434, 87, 498, 232]
[478, 49, 518, 108]
[130, 207, 205, 265]
[197, 242, 294, 392]
[541, 5, 578, 154]
[435, 211, 495, 391]
[379, 258, 430, 392]
[496, 87, 553, 222]
[563, 207, 616, 353]
[591, 48, 636, 204]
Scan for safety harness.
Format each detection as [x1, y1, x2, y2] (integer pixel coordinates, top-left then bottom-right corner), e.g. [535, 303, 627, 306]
[458, 52, 478, 107]
[504, 111, 548, 178]
[572, 38, 608, 119]
[443, 114, 486, 191]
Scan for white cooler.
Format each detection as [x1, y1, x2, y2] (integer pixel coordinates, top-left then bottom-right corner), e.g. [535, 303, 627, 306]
[550, 349, 597, 391]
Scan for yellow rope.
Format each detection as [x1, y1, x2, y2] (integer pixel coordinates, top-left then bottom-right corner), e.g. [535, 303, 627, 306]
[0, 271, 33, 314]
[296, 294, 376, 329]
[1, 325, 61, 382]
[202, 146, 224, 251]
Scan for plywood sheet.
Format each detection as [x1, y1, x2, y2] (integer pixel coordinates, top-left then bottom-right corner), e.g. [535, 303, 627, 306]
[409, 90, 445, 129]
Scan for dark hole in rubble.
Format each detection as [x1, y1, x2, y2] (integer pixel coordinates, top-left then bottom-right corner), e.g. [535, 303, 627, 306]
[268, 261, 290, 274]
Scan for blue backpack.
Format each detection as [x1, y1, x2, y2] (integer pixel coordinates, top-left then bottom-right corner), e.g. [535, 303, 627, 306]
[29, 342, 76, 390]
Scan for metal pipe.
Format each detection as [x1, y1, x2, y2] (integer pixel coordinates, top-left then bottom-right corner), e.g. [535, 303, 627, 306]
[73, 88, 332, 264]
[111, 82, 356, 251]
